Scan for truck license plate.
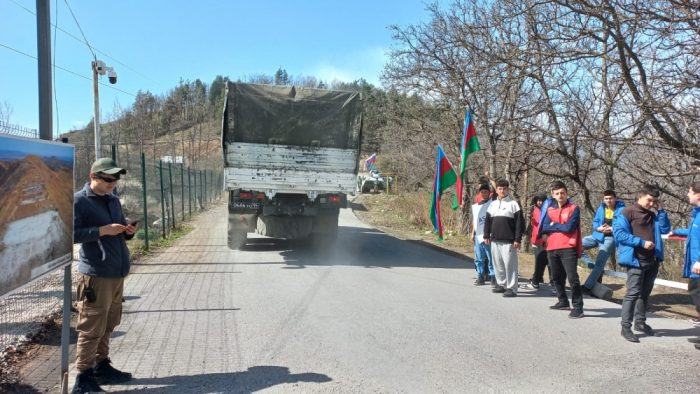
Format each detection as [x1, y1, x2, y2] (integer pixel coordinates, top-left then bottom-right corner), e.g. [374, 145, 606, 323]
[233, 202, 259, 209]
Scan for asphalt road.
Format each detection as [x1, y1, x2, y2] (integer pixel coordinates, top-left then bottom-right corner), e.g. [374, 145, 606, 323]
[95, 204, 698, 393]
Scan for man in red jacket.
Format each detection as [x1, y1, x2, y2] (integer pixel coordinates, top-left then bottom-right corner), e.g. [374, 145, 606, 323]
[540, 181, 584, 319]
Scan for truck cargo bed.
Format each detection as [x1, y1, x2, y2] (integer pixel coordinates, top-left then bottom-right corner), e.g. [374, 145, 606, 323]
[224, 142, 356, 198]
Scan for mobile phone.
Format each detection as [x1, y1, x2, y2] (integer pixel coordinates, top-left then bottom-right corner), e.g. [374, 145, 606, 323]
[127, 219, 141, 226]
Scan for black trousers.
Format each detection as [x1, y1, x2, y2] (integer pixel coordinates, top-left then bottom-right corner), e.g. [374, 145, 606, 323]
[549, 248, 583, 310]
[689, 278, 700, 315]
[532, 246, 554, 284]
[621, 257, 659, 327]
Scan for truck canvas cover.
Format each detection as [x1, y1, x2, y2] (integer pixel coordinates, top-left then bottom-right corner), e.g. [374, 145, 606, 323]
[223, 82, 362, 150]
[222, 82, 363, 197]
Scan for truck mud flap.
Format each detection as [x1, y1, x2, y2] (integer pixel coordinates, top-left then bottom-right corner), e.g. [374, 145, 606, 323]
[229, 213, 257, 232]
[256, 216, 313, 239]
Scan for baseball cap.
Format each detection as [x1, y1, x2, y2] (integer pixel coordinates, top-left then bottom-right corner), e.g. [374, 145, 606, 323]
[91, 158, 127, 175]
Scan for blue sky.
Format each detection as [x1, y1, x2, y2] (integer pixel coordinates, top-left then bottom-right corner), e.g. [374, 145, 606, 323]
[0, 0, 431, 134]
[0, 134, 74, 160]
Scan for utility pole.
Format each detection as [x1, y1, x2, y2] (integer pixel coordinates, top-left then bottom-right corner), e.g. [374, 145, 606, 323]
[93, 61, 101, 159]
[37, 2, 68, 393]
[92, 61, 118, 160]
[37, 0, 52, 141]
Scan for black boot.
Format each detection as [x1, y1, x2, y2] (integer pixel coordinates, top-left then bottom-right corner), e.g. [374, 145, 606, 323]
[633, 321, 656, 336]
[71, 368, 105, 394]
[94, 358, 133, 384]
[474, 276, 486, 286]
[621, 326, 639, 343]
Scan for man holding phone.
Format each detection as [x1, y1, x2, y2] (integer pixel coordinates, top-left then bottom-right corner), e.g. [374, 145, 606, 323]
[72, 158, 137, 393]
[613, 185, 670, 343]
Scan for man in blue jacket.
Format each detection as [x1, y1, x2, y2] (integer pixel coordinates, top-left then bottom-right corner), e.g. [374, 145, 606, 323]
[613, 185, 671, 343]
[72, 158, 138, 393]
[580, 190, 625, 294]
[669, 181, 700, 350]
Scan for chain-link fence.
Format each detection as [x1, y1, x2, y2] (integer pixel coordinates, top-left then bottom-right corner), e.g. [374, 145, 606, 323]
[1, 136, 224, 356]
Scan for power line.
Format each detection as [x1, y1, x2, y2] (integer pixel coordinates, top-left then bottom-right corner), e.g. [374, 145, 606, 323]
[7, 0, 167, 89]
[62, 0, 96, 61]
[0, 42, 137, 97]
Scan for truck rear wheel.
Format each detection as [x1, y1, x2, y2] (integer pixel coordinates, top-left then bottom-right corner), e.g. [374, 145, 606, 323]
[228, 231, 247, 250]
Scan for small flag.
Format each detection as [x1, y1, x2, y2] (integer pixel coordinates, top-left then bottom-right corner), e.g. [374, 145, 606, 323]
[365, 154, 377, 165]
[430, 145, 458, 241]
[453, 108, 482, 209]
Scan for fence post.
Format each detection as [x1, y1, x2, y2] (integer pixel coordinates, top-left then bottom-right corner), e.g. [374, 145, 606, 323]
[168, 162, 176, 229]
[200, 170, 204, 208]
[111, 144, 118, 197]
[188, 167, 192, 216]
[159, 160, 166, 238]
[141, 153, 149, 250]
[181, 163, 185, 221]
[193, 168, 197, 211]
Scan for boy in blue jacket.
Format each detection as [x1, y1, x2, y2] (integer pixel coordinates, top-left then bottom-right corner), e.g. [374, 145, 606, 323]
[613, 185, 671, 343]
[669, 181, 700, 350]
[580, 190, 625, 293]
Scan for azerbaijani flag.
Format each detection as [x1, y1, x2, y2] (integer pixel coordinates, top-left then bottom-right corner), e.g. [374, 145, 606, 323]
[430, 145, 458, 241]
[453, 108, 482, 209]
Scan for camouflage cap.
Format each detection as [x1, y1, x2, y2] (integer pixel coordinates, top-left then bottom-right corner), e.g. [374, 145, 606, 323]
[91, 158, 127, 175]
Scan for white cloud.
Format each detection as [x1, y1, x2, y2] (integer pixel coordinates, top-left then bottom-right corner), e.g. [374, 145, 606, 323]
[311, 47, 388, 86]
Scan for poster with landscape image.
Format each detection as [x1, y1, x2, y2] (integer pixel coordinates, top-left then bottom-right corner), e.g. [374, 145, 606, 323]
[0, 134, 74, 298]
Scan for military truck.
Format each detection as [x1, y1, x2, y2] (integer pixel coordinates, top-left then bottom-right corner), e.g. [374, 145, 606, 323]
[222, 82, 363, 250]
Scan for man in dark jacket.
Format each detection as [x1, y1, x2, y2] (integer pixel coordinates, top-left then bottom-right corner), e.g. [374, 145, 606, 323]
[72, 158, 137, 393]
[613, 184, 670, 343]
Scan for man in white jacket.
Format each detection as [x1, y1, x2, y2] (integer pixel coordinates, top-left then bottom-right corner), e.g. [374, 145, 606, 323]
[483, 180, 525, 297]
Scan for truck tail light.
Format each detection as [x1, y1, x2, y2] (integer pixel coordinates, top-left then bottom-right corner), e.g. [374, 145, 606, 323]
[329, 196, 340, 203]
[240, 192, 252, 199]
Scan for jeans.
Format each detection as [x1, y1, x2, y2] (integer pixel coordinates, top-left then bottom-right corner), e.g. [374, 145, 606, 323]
[474, 241, 494, 277]
[549, 248, 583, 310]
[581, 236, 615, 290]
[621, 257, 659, 328]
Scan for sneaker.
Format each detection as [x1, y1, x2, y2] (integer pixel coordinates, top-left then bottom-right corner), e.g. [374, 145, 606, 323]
[492, 286, 506, 294]
[521, 281, 539, 290]
[695, 344, 700, 351]
[568, 309, 584, 319]
[621, 326, 640, 343]
[94, 358, 132, 384]
[549, 301, 571, 310]
[693, 316, 700, 328]
[71, 369, 105, 394]
[633, 322, 656, 336]
[687, 337, 700, 344]
[474, 276, 486, 286]
[550, 289, 558, 296]
[490, 276, 497, 288]
[484, 273, 491, 282]
[503, 289, 517, 298]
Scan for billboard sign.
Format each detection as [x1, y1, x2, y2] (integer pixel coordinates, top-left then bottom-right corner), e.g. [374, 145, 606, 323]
[0, 134, 74, 298]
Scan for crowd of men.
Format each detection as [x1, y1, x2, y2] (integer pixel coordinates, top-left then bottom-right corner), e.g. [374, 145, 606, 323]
[470, 172, 700, 349]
